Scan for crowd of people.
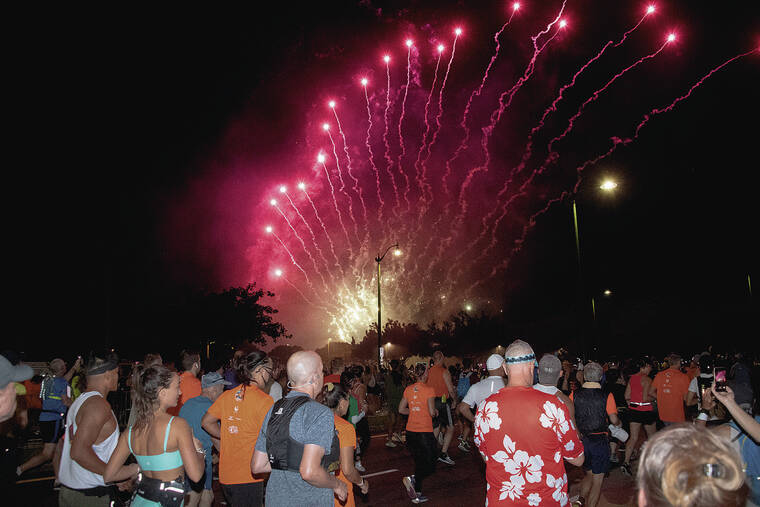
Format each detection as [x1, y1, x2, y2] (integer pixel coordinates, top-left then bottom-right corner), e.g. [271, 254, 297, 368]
[0, 341, 758, 506]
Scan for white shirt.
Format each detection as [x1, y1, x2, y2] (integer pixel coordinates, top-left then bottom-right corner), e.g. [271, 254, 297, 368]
[533, 383, 561, 396]
[462, 376, 505, 409]
[689, 373, 713, 394]
[269, 381, 283, 402]
[59, 391, 119, 489]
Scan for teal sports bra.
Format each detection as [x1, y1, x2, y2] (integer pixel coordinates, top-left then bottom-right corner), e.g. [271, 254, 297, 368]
[128, 416, 184, 471]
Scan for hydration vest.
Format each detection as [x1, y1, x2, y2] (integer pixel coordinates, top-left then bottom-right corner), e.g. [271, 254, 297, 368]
[266, 395, 341, 473]
[574, 388, 609, 436]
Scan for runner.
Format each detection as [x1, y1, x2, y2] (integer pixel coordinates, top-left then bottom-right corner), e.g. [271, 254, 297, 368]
[399, 363, 437, 504]
[651, 353, 690, 426]
[533, 353, 575, 420]
[425, 351, 458, 465]
[457, 354, 506, 445]
[622, 357, 656, 476]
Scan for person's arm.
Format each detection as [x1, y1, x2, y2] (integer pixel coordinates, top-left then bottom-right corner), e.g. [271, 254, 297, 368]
[300, 444, 347, 501]
[0, 383, 16, 423]
[556, 391, 575, 421]
[711, 385, 760, 441]
[624, 381, 631, 402]
[427, 396, 438, 418]
[201, 412, 221, 439]
[64, 358, 82, 383]
[340, 445, 368, 493]
[609, 413, 621, 426]
[457, 401, 475, 423]
[103, 432, 141, 483]
[70, 397, 115, 476]
[251, 449, 272, 474]
[398, 397, 409, 415]
[686, 391, 698, 407]
[565, 453, 585, 467]
[172, 417, 205, 483]
[443, 370, 457, 404]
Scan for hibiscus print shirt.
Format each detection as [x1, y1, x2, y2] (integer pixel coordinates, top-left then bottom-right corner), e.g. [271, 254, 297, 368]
[475, 386, 583, 506]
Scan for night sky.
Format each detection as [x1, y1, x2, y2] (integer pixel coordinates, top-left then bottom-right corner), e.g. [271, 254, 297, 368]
[7, 2, 758, 359]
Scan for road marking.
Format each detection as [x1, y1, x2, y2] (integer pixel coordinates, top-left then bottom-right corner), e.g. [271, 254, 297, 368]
[371, 433, 389, 439]
[361, 468, 399, 479]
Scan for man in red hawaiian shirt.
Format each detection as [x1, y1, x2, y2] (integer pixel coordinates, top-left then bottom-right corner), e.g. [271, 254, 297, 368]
[475, 340, 584, 506]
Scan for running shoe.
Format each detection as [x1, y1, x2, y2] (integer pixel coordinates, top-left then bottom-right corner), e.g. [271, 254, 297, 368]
[393, 432, 404, 443]
[402, 476, 418, 499]
[386, 439, 397, 448]
[438, 452, 455, 465]
[458, 441, 471, 453]
[355, 461, 366, 473]
[620, 462, 633, 476]
[412, 494, 430, 503]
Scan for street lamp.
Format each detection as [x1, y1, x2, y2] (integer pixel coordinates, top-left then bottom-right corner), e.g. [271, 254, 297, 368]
[571, 178, 618, 359]
[376, 242, 400, 366]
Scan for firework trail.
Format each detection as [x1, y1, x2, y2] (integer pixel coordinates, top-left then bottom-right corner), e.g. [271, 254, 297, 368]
[382, 56, 401, 216]
[267, 227, 315, 294]
[468, 36, 674, 269]
[441, 4, 519, 194]
[447, 10, 653, 281]
[318, 154, 354, 256]
[276, 269, 331, 313]
[413, 46, 443, 220]
[285, 186, 336, 285]
[465, 48, 756, 293]
[331, 103, 369, 238]
[398, 41, 414, 215]
[362, 80, 385, 229]
[325, 126, 362, 245]
[272, 201, 331, 294]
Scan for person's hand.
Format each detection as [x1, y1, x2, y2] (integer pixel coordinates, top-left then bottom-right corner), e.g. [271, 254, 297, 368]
[710, 384, 736, 407]
[433, 409, 439, 417]
[360, 478, 369, 494]
[333, 479, 348, 502]
[74, 356, 83, 368]
[701, 388, 716, 411]
[117, 477, 136, 491]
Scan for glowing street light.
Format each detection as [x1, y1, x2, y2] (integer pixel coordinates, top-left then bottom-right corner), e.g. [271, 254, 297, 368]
[375, 242, 400, 366]
[603, 289, 613, 297]
[465, 304, 473, 312]
[600, 179, 618, 191]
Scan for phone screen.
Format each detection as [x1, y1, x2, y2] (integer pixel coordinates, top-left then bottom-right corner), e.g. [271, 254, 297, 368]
[714, 368, 727, 391]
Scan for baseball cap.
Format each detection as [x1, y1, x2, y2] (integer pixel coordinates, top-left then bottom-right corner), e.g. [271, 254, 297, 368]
[538, 354, 562, 385]
[486, 354, 504, 371]
[201, 371, 232, 389]
[0, 354, 33, 389]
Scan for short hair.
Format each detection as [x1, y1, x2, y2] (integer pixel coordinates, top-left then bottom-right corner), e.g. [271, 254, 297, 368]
[181, 350, 201, 372]
[637, 424, 748, 506]
[584, 362, 604, 383]
[143, 353, 162, 367]
[667, 354, 682, 368]
[330, 357, 344, 374]
[49, 358, 66, 376]
[85, 348, 119, 376]
[538, 354, 562, 385]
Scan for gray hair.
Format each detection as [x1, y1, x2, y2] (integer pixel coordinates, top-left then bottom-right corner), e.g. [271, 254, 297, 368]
[584, 362, 604, 382]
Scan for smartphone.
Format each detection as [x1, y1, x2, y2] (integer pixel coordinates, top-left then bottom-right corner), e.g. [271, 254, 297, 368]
[714, 367, 727, 392]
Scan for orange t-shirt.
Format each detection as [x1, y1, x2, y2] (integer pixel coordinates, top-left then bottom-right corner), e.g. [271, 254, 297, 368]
[425, 364, 448, 397]
[169, 371, 202, 416]
[652, 368, 690, 422]
[404, 382, 435, 433]
[23, 380, 42, 410]
[206, 384, 274, 484]
[334, 414, 357, 507]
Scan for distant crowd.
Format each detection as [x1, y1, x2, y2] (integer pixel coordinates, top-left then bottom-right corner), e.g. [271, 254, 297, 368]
[1, 342, 758, 506]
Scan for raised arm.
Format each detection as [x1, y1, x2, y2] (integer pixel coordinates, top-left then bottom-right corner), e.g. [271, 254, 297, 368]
[711, 385, 760, 441]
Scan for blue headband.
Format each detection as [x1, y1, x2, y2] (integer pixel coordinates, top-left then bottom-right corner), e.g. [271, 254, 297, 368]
[504, 353, 536, 364]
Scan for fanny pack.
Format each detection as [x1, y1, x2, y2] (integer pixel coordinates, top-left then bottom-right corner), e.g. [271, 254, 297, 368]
[132, 473, 186, 507]
[62, 484, 115, 499]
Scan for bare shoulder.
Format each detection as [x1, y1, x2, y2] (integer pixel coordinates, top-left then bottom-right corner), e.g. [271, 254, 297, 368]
[77, 395, 111, 421]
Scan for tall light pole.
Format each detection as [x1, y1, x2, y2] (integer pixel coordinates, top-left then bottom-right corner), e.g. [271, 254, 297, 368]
[572, 179, 618, 359]
[376, 243, 400, 367]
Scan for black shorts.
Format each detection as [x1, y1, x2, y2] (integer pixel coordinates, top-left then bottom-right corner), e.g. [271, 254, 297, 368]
[433, 397, 453, 428]
[628, 409, 657, 425]
[581, 434, 610, 474]
[39, 418, 64, 444]
[222, 481, 264, 507]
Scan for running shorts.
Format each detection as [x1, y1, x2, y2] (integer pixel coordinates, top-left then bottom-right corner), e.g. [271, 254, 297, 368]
[433, 397, 453, 428]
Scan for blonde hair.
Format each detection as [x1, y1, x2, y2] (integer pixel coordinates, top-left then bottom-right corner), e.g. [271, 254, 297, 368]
[637, 424, 747, 506]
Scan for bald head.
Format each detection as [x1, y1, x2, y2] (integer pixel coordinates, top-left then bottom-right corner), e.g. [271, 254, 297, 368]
[287, 351, 324, 397]
[504, 339, 535, 387]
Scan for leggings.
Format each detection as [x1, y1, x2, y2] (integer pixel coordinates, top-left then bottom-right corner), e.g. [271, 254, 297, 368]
[406, 431, 438, 493]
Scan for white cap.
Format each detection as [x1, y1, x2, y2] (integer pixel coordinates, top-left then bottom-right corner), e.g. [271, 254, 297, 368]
[486, 354, 505, 371]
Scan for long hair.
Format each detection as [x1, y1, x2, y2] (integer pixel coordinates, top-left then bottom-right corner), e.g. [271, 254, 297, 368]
[130, 364, 174, 433]
[637, 424, 748, 506]
[234, 348, 269, 399]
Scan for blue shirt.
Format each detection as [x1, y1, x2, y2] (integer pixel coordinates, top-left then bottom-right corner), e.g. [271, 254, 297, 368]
[179, 395, 214, 451]
[255, 391, 336, 507]
[730, 416, 760, 505]
[40, 377, 69, 421]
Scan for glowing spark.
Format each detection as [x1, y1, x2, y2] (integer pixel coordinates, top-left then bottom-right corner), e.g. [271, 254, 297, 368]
[667, 33, 676, 42]
[559, 19, 567, 28]
[455, 27, 462, 36]
[322, 123, 330, 131]
[274, 269, 282, 277]
[317, 153, 326, 163]
[383, 54, 390, 63]
[265, 226, 272, 233]
[513, 2, 520, 10]
[437, 44, 445, 53]
[270, 199, 277, 206]
[297, 182, 305, 190]
[279, 185, 286, 193]
[360, 77, 368, 86]
[405, 39, 413, 47]
[647, 5, 655, 14]
[328, 100, 336, 108]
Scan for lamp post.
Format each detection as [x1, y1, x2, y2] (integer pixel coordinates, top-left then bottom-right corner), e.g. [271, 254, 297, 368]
[572, 179, 618, 359]
[376, 243, 400, 367]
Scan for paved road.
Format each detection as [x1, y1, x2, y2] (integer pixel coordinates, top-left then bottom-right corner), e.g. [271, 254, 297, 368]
[14, 432, 639, 506]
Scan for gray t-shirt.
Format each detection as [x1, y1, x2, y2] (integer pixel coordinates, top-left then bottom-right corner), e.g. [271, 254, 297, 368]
[255, 390, 336, 507]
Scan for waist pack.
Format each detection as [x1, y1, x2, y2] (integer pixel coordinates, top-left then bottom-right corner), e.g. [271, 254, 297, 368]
[132, 473, 185, 507]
